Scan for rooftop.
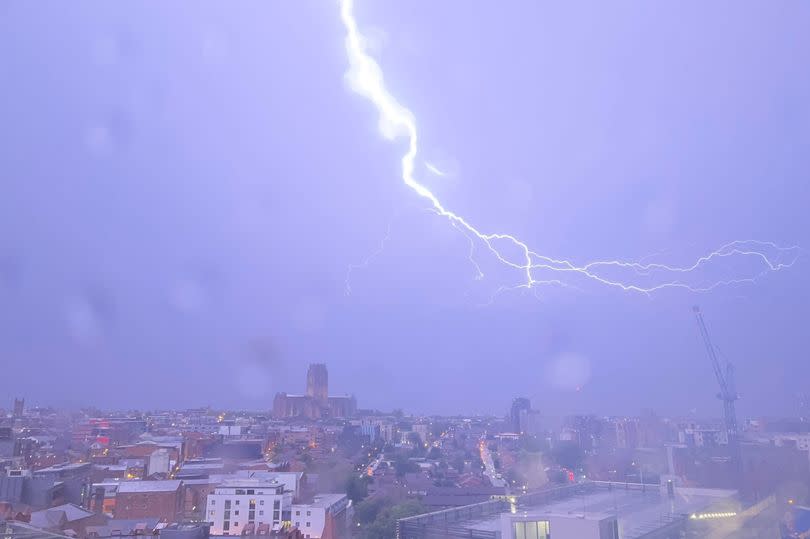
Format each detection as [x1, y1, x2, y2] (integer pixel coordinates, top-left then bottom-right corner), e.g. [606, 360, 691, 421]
[0, 521, 71, 539]
[216, 478, 283, 490]
[399, 482, 737, 539]
[85, 518, 160, 537]
[33, 462, 90, 474]
[29, 504, 95, 528]
[116, 480, 182, 493]
[308, 494, 347, 509]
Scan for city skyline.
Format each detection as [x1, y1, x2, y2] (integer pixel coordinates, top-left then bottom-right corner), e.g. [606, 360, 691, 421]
[2, 2, 809, 538]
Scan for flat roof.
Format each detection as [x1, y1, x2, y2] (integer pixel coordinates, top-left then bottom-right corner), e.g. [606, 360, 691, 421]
[310, 494, 347, 508]
[216, 478, 283, 489]
[402, 482, 737, 538]
[117, 480, 182, 493]
[33, 462, 90, 474]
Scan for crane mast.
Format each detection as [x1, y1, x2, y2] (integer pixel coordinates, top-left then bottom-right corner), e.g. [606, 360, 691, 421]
[693, 306, 742, 478]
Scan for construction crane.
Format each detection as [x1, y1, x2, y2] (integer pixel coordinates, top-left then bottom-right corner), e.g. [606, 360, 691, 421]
[693, 306, 742, 477]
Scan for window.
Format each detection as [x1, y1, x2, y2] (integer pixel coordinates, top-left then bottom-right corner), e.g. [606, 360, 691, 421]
[274, 500, 280, 510]
[306, 522, 310, 527]
[259, 500, 264, 505]
[209, 510, 215, 516]
[295, 522, 299, 527]
[235, 500, 240, 505]
[295, 511, 300, 516]
[235, 489, 245, 495]
[210, 499, 216, 505]
[234, 510, 239, 516]
[512, 521, 550, 539]
[223, 522, 230, 531]
[259, 510, 264, 516]
[306, 511, 311, 516]
[247, 489, 254, 494]
[225, 500, 231, 509]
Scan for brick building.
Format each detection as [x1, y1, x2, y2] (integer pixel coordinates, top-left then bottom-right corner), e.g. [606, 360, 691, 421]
[114, 480, 183, 522]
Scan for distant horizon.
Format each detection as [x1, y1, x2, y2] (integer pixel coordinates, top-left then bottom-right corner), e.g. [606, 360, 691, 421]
[3, 397, 802, 425]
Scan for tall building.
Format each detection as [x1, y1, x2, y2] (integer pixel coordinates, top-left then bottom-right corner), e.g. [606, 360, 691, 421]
[306, 364, 328, 404]
[510, 398, 531, 434]
[13, 398, 24, 419]
[273, 364, 356, 419]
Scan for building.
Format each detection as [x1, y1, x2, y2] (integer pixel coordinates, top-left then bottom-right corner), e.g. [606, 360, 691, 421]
[290, 494, 351, 539]
[147, 448, 172, 477]
[160, 522, 211, 539]
[306, 364, 328, 404]
[13, 398, 24, 419]
[114, 480, 183, 521]
[205, 478, 293, 535]
[273, 365, 356, 420]
[510, 398, 531, 434]
[88, 482, 119, 515]
[28, 503, 108, 536]
[397, 481, 739, 539]
[0, 427, 15, 458]
[614, 419, 639, 449]
[520, 410, 543, 438]
[32, 462, 92, 506]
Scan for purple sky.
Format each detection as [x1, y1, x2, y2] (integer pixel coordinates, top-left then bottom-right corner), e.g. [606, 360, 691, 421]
[1, 1, 809, 418]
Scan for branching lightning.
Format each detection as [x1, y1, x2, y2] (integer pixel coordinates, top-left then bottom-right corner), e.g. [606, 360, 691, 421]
[340, 0, 799, 297]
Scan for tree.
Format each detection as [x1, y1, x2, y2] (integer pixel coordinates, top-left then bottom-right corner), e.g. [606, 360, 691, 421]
[394, 456, 419, 477]
[354, 496, 388, 524]
[427, 446, 442, 460]
[521, 435, 546, 453]
[452, 456, 466, 474]
[550, 441, 584, 472]
[345, 475, 370, 503]
[360, 500, 425, 539]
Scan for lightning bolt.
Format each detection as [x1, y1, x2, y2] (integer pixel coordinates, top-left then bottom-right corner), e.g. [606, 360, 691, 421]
[340, 0, 799, 296]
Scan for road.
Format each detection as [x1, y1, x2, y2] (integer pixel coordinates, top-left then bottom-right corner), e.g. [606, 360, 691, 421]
[479, 438, 507, 488]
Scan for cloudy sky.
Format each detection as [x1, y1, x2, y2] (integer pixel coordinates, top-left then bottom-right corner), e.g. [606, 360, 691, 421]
[2, 1, 809, 417]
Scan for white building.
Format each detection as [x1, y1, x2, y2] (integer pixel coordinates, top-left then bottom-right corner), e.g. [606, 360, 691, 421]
[147, 449, 171, 477]
[290, 494, 351, 539]
[678, 425, 728, 447]
[206, 479, 292, 535]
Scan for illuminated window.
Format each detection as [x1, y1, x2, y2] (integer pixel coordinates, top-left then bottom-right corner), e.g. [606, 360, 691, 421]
[512, 521, 550, 539]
